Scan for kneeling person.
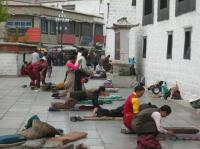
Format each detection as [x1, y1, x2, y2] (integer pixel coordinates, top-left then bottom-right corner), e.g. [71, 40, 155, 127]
[132, 105, 173, 135]
[51, 86, 108, 110]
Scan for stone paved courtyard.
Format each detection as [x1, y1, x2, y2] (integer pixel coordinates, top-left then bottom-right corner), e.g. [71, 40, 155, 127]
[0, 67, 200, 149]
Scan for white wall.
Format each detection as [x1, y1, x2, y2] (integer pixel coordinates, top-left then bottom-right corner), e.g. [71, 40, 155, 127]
[135, 0, 200, 99]
[105, 0, 136, 59]
[0, 53, 18, 76]
[0, 53, 32, 76]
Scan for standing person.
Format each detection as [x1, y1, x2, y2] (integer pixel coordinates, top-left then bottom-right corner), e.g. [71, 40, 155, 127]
[31, 49, 40, 64]
[74, 49, 92, 91]
[40, 57, 48, 85]
[123, 85, 145, 130]
[132, 105, 173, 136]
[47, 52, 53, 78]
[50, 86, 108, 110]
[54, 52, 81, 97]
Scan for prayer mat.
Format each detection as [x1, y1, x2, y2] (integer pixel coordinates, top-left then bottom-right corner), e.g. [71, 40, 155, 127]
[22, 138, 46, 148]
[158, 134, 200, 141]
[70, 115, 122, 122]
[0, 141, 26, 148]
[164, 127, 199, 134]
[60, 144, 74, 149]
[49, 105, 95, 112]
[46, 132, 87, 145]
[42, 140, 63, 148]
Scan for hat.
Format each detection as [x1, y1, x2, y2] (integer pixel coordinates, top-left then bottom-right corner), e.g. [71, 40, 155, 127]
[41, 56, 47, 61]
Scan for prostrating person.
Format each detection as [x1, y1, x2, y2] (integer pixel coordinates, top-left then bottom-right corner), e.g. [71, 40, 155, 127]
[132, 105, 173, 136]
[49, 86, 108, 110]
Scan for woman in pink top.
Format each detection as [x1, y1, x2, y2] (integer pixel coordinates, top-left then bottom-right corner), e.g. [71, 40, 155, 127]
[57, 52, 81, 97]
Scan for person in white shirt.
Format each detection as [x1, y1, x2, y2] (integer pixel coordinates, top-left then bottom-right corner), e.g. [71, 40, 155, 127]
[74, 49, 92, 91]
[31, 49, 40, 63]
[131, 105, 173, 136]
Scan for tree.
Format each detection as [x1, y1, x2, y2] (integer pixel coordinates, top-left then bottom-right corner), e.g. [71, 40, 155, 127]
[0, 0, 9, 22]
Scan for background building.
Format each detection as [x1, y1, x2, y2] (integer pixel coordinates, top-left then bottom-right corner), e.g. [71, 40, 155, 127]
[4, 1, 104, 47]
[101, 0, 200, 99]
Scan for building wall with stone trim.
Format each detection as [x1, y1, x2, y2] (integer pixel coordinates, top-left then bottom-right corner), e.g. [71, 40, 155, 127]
[135, 0, 200, 99]
[105, 0, 200, 98]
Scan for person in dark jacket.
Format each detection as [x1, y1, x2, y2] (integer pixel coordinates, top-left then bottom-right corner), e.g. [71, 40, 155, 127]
[50, 86, 108, 110]
[131, 105, 173, 136]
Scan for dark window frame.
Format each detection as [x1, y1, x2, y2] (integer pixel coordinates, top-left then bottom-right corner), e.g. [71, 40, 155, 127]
[183, 27, 192, 60]
[50, 20, 56, 35]
[144, 0, 153, 15]
[41, 18, 48, 34]
[143, 0, 154, 25]
[75, 22, 80, 36]
[175, 0, 196, 17]
[160, 0, 168, 9]
[132, 0, 136, 6]
[166, 31, 173, 59]
[143, 36, 147, 58]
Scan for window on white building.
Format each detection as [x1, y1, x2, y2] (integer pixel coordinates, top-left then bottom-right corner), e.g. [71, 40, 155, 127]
[176, 0, 196, 16]
[144, 0, 153, 15]
[167, 32, 173, 59]
[160, 0, 168, 9]
[143, 37, 147, 58]
[132, 0, 136, 6]
[183, 28, 192, 60]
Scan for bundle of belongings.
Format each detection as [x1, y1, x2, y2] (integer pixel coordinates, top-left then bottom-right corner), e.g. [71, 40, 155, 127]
[0, 115, 88, 148]
[104, 79, 113, 88]
[136, 135, 161, 149]
[148, 81, 182, 100]
[190, 97, 200, 109]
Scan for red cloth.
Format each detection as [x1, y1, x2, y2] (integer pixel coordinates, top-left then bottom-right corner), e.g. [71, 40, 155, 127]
[136, 135, 161, 149]
[28, 61, 48, 87]
[122, 93, 136, 129]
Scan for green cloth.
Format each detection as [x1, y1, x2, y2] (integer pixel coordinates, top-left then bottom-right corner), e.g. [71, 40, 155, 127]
[99, 95, 124, 101]
[79, 95, 124, 105]
[79, 100, 112, 105]
[0, 134, 26, 144]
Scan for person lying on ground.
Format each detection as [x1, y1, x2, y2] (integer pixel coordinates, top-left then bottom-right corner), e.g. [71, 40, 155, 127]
[49, 86, 109, 110]
[131, 105, 173, 136]
[123, 85, 145, 130]
[92, 102, 158, 118]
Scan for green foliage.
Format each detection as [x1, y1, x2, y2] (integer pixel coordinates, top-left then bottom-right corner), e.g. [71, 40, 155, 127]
[14, 27, 19, 42]
[0, 0, 9, 22]
[23, 33, 29, 43]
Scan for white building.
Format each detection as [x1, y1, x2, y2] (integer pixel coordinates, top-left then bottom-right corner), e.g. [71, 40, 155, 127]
[108, 0, 200, 99]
